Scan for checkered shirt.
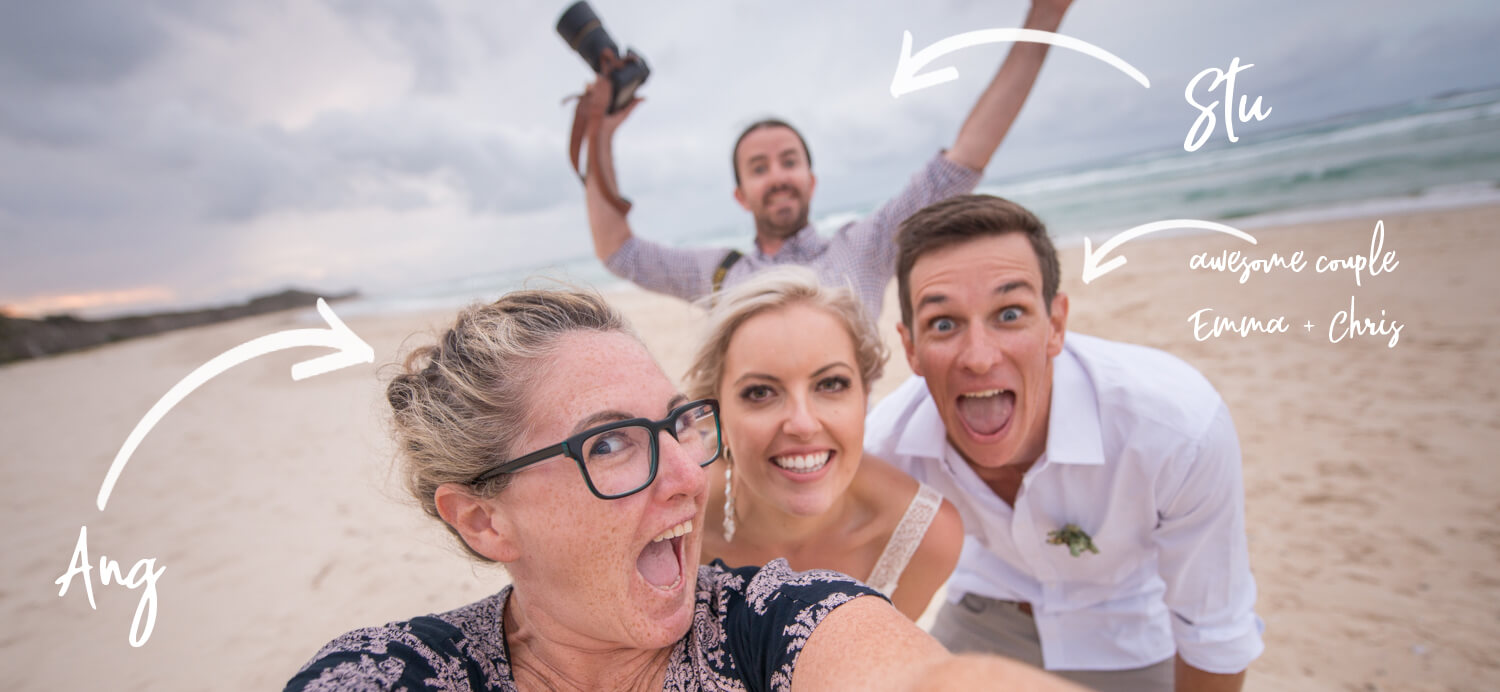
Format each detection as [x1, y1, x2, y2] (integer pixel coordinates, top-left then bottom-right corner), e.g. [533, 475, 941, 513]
[604, 152, 982, 321]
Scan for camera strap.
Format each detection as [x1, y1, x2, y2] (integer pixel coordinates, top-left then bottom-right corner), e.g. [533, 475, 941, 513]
[711, 250, 743, 296]
[567, 51, 636, 215]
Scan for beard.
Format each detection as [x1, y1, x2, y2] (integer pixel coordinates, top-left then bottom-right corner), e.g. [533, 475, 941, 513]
[755, 187, 810, 240]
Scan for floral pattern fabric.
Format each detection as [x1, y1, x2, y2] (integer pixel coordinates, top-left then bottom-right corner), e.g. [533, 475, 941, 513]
[286, 559, 883, 691]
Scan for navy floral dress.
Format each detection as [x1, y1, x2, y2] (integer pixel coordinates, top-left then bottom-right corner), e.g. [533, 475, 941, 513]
[286, 559, 884, 691]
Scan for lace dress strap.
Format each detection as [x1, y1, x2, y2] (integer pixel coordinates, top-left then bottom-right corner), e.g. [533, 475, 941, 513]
[865, 482, 944, 597]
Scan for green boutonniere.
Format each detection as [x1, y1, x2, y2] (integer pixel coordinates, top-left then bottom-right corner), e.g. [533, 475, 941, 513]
[1047, 524, 1099, 557]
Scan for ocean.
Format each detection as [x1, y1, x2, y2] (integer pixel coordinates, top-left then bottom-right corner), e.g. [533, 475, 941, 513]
[346, 86, 1500, 316]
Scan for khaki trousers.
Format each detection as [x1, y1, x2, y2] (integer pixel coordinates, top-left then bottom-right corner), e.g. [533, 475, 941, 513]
[930, 593, 1175, 692]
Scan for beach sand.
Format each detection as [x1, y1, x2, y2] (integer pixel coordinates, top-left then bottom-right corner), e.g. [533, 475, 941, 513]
[1, 204, 1496, 690]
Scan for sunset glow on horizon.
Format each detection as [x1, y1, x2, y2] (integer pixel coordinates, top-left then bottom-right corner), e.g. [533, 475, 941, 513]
[1, 287, 177, 319]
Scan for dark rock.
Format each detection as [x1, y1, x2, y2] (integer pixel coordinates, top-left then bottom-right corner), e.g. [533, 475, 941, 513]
[0, 288, 360, 365]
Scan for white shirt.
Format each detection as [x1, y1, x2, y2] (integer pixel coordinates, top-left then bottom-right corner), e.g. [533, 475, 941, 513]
[866, 332, 1264, 673]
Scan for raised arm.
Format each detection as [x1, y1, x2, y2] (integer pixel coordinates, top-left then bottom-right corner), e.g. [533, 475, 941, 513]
[944, 0, 1073, 172]
[582, 83, 641, 262]
[793, 596, 1085, 692]
[576, 84, 734, 302]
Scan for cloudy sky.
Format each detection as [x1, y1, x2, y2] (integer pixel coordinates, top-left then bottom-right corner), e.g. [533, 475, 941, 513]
[2, 0, 1496, 317]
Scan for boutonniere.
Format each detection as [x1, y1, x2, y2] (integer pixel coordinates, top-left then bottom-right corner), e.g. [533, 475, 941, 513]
[1047, 524, 1099, 557]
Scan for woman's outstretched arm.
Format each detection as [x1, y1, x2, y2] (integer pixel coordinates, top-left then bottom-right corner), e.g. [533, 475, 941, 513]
[793, 595, 1086, 691]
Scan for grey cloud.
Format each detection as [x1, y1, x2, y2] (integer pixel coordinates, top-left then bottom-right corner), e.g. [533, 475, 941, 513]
[329, 0, 456, 93]
[0, 0, 164, 86]
[0, 84, 118, 149]
[299, 106, 578, 214]
[0, 108, 577, 307]
[1, 87, 574, 235]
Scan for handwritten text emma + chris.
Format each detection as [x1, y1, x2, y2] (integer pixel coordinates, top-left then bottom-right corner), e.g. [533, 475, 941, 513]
[1186, 220, 1403, 348]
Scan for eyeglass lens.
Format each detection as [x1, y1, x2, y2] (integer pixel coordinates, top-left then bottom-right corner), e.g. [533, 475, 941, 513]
[580, 402, 719, 496]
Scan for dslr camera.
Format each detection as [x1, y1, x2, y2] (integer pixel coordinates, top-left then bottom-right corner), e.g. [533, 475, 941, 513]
[556, 2, 650, 113]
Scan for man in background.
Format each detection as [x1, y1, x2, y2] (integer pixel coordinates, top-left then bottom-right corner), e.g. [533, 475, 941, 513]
[583, 1, 1074, 320]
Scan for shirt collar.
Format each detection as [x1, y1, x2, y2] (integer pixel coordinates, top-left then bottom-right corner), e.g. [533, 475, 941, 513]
[893, 378, 950, 462]
[756, 223, 822, 260]
[1043, 335, 1106, 466]
[890, 334, 1105, 468]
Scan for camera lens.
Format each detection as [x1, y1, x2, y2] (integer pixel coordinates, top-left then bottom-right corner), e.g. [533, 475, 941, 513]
[556, 2, 619, 75]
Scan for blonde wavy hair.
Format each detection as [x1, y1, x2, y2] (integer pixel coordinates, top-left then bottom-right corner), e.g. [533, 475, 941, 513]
[683, 266, 887, 404]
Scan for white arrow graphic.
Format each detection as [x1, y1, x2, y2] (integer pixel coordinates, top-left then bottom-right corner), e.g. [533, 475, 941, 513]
[1082, 219, 1258, 284]
[96, 298, 373, 511]
[891, 28, 1151, 98]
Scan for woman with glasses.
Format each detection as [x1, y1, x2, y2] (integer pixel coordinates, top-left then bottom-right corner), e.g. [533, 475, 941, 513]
[286, 288, 1073, 691]
[684, 267, 963, 620]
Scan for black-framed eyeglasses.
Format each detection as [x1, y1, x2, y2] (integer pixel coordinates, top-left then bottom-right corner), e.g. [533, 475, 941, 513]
[471, 398, 722, 500]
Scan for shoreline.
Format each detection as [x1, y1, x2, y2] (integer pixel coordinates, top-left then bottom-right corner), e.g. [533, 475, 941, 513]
[292, 193, 1500, 323]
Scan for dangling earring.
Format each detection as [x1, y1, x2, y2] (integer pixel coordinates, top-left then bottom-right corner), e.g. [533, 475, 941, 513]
[722, 463, 737, 542]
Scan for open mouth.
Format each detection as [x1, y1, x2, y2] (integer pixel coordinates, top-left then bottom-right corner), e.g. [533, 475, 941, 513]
[771, 450, 831, 474]
[637, 519, 690, 590]
[956, 389, 1015, 437]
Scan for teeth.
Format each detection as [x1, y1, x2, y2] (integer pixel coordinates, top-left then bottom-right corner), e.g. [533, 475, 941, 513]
[961, 389, 1005, 398]
[773, 451, 830, 472]
[652, 520, 693, 543]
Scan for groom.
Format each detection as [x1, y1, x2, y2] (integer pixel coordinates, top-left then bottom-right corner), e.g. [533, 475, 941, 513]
[866, 194, 1263, 691]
